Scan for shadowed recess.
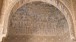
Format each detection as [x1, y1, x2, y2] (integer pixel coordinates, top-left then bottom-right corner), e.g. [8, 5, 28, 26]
[2, 1, 71, 42]
[8, 2, 69, 36]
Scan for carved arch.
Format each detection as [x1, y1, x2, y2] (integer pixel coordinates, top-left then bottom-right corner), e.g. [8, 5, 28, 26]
[3, 0, 75, 40]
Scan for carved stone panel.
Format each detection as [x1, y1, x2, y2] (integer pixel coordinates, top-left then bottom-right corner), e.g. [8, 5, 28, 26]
[2, 2, 72, 42]
[8, 2, 69, 36]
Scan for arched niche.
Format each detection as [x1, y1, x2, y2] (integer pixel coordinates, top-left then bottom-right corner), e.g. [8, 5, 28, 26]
[2, 1, 73, 42]
[2, 0, 75, 42]
[2, 0, 75, 40]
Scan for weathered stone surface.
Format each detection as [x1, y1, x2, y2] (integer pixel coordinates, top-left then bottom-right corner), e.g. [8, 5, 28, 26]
[0, 0, 76, 42]
[8, 2, 68, 36]
[2, 1, 74, 42]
